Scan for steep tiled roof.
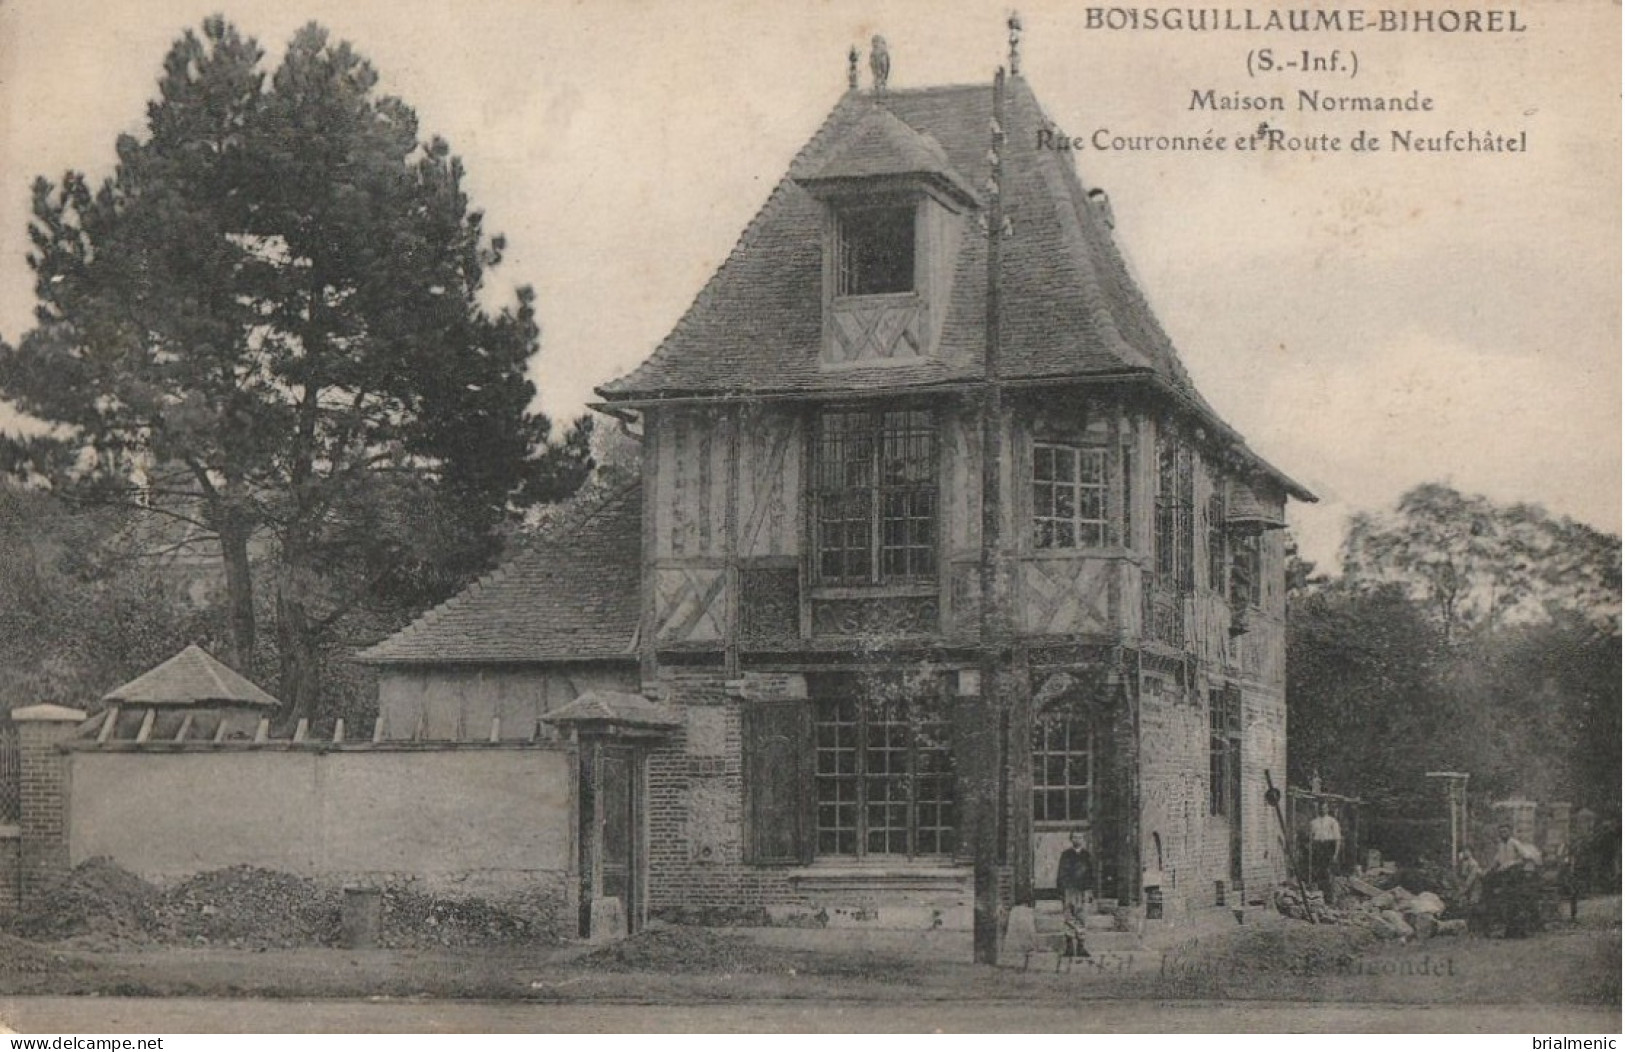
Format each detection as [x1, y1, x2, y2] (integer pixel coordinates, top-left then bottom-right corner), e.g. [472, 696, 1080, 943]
[355, 487, 641, 665]
[596, 78, 1190, 398]
[104, 644, 280, 708]
[597, 77, 1311, 499]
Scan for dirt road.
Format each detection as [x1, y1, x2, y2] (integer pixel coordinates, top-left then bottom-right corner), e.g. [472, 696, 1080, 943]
[0, 995, 1615, 1033]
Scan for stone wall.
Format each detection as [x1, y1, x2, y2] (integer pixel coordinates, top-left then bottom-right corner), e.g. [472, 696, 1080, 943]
[21, 731, 577, 925]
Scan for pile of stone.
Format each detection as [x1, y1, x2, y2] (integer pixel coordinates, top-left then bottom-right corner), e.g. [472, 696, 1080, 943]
[11, 858, 559, 950]
[11, 857, 158, 945]
[375, 885, 552, 949]
[148, 865, 342, 949]
[1270, 875, 1466, 940]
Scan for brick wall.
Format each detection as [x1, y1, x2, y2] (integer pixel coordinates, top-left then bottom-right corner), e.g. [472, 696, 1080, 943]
[0, 833, 20, 913]
[646, 668, 803, 919]
[1136, 675, 1288, 917]
[1240, 683, 1289, 892]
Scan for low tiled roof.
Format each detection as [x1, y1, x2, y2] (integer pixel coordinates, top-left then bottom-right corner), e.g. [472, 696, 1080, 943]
[104, 645, 280, 708]
[597, 77, 1312, 500]
[541, 690, 681, 729]
[355, 486, 641, 665]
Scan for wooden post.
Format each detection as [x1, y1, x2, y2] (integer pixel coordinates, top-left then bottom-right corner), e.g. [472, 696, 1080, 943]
[333, 718, 346, 743]
[723, 406, 741, 676]
[973, 66, 1009, 967]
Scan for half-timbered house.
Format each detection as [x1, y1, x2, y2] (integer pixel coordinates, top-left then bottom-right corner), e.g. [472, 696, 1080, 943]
[361, 34, 1313, 938]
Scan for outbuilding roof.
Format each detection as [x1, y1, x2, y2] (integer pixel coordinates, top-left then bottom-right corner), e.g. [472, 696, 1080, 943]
[104, 644, 280, 708]
[355, 486, 642, 666]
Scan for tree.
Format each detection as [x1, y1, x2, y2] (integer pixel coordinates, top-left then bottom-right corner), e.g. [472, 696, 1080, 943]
[1296, 485, 1622, 830]
[1342, 483, 1621, 642]
[0, 18, 591, 720]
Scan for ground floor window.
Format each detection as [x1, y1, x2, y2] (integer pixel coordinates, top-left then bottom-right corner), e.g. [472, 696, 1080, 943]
[812, 674, 955, 858]
[1032, 706, 1093, 826]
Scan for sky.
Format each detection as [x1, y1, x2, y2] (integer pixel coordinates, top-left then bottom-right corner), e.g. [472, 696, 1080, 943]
[0, 0, 1618, 571]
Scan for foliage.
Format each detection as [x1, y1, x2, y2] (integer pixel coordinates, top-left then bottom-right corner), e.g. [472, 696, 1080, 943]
[1343, 482, 1621, 641]
[0, 484, 223, 710]
[1291, 485, 1622, 819]
[1287, 579, 1448, 807]
[0, 18, 592, 720]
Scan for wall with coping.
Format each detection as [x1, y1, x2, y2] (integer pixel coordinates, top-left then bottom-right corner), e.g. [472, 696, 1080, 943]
[63, 743, 576, 918]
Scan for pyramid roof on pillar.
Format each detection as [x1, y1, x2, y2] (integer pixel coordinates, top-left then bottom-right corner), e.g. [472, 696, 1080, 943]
[103, 644, 280, 708]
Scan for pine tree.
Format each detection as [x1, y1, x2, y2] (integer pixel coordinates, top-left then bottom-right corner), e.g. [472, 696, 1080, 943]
[1, 18, 591, 719]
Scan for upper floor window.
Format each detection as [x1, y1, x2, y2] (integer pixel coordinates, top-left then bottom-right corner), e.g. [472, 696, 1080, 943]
[815, 408, 937, 585]
[1208, 688, 1240, 817]
[837, 205, 915, 296]
[1154, 435, 1195, 592]
[1206, 487, 1227, 594]
[1032, 442, 1109, 550]
[1231, 531, 1262, 610]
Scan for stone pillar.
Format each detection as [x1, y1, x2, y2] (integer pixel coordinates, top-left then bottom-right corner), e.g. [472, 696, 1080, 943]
[1492, 799, 1538, 845]
[1544, 802, 1572, 855]
[13, 705, 86, 906]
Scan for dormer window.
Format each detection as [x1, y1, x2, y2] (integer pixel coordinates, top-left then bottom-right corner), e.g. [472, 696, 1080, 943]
[796, 105, 980, 368]
[837, 205, 916, 296]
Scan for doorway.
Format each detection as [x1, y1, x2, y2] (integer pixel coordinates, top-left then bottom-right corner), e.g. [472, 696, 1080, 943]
[578, 741, 643, 938]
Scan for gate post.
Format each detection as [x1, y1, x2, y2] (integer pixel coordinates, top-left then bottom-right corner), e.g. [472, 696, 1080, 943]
[12, 705, 86, 907]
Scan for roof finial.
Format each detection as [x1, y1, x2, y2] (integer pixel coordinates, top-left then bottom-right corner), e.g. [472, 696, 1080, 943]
[869, 35, 890, 93]
[848, 45, 860, 90]
[1008, 12, 1023, 76]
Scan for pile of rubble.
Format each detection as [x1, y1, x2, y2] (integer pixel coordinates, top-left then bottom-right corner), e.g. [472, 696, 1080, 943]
[10, 858, 558, 950]
[1270, 872, 1467, 940]
[11, 858, 159, 946]
[148, 866, 342, 949]
[376, 886, 553, 949]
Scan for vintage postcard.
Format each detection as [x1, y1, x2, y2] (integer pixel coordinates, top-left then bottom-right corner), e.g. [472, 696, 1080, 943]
[0, 0, 1617, 1038]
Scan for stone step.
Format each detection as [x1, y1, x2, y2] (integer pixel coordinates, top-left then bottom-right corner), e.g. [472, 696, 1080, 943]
[1033, 912, 1122, 933]
[1024, 929, 1144, 952]
[1004, 946, 1161, 976]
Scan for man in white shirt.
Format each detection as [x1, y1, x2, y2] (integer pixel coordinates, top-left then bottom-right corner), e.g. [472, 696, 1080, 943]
[1487, 823, 1543, 937]
[1309, 800, 1342, 903]
[1491, 824, 1542, 871]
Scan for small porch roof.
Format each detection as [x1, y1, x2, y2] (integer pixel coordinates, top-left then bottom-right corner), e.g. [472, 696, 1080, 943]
[541, 690, 682, 731]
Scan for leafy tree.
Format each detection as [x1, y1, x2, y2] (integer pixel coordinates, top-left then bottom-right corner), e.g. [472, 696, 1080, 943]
[1343, 482, 1621, 642]
[1295, 487, 1621, 843]
[0, 18, 591, 721]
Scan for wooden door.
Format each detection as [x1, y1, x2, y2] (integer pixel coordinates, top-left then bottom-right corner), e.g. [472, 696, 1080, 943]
[578, 742, 643, 937]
